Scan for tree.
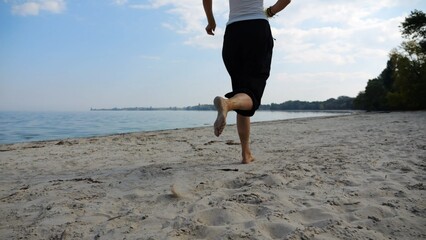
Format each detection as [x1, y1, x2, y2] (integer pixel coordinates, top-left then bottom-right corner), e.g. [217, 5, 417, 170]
[364, 78, 388, 111]
[388, 10, 426, 109]
[388, 41, 426, 109]
[353, 92, 366, 110]
[401, 9, 426, 51]
[355, 10, 426, 110]
[380, 60, 396, 91]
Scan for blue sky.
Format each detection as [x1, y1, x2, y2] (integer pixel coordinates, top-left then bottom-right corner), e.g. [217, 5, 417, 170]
[0, 0, 424, 111]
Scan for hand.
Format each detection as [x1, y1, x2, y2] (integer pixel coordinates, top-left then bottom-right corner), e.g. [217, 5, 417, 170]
[205, 22, 216, 35]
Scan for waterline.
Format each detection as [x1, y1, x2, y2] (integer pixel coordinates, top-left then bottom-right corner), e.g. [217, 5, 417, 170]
[0, 110, 351, 144]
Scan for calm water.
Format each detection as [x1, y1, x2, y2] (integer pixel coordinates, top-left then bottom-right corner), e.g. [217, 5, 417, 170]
[0, 110, 349, 144]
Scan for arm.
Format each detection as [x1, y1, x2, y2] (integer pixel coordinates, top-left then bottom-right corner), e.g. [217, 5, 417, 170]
[203, 0, 216, 35]
[268, 0, 291, 17]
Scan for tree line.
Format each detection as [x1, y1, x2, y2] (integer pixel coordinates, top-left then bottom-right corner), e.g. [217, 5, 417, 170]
[263, 96, 354, 110]
[185, 96, 354, 111]
[92, 96, 355, 112]
[354, 10, 426, 111]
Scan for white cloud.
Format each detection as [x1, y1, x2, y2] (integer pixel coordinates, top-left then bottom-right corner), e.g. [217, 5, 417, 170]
[274, 71, 373, 85]
[113, 0, 127, 6]
[184, 30, 223, 49]
[264, 71, 373, 101]
[11, 0, 66, 16]
[119, 0, 417, 100]
[127, 0, 228, 48]
[12, 2, 39, 16]
[128, 0, 409, 58]
[266, 0, 408, 67]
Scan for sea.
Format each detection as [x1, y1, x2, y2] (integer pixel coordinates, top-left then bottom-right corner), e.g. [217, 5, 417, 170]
[0, 110, 351, 145]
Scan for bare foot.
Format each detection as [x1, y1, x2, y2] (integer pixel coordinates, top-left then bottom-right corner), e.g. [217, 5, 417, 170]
[242, 155, 255, 164]
[213, 96, 228, 137]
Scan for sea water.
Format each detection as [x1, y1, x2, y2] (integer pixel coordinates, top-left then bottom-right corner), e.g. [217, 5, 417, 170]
[0, 110, 350, 144]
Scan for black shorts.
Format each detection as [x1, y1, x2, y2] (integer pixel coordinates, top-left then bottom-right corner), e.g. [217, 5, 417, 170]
[222, 19, 274, 117]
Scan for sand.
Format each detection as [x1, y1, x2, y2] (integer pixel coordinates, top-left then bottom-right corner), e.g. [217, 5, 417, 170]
[0, 111, 425, 240]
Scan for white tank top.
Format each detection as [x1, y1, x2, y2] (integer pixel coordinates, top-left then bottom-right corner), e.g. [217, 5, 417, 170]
[228, 0, 267, 25]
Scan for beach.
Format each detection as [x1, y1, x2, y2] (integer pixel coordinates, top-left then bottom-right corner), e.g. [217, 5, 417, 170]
[0, 111, 425, 239]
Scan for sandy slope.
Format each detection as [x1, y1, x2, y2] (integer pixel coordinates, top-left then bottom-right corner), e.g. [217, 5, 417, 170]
[0, 112, 425, 239]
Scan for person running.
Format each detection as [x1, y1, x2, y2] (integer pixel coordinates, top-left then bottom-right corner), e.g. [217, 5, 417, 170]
[203, 0, 291, 164]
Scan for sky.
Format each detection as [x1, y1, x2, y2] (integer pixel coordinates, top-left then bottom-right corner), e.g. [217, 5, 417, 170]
[0, 0, 424, 111]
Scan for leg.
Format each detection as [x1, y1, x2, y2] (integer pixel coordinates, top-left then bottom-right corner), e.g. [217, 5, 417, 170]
[213, 93, 252, 137]
[237, 114, 254, 164]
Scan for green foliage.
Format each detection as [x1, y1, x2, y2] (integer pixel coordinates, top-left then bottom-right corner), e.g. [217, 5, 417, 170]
[401, 9, 426, 40]
[355, 9, 426, 110]
[380, 60, 396, 91]
[353, 92, 365, 110]
[388, 42, 426, 109]
[365, 78, 388, 111]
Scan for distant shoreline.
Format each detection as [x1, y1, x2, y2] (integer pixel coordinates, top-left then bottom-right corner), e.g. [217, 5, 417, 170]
[89, 108, 357, 116]
[90, 96, 356, 111]
[90, 107, 355, 113]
